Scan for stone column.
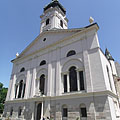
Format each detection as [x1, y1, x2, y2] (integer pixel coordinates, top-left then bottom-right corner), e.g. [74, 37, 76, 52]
[6, 75, 13, 100]
[31, 102, 36, 120]
[25, 70, 31, 99]
[35, 78, 40, 96]
[56, 48, 61, 96]
[77, 70, 80, 91]
[29, 68, 37, 98]
[67, 73, 70, 92]
[41, 102, 44, 118]
[11, 74, 17, 100]
[16, 83, 20, 98]
[83, 51, 92, 92]
[61, 74, 64, 93]
[47, 51, 52, 96]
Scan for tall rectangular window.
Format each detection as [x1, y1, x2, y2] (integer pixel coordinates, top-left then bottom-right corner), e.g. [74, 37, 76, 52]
[79, 71, 85, 90]
[22, 84, 26, 98]
[64, 75, 67, 93]
[81, 108, 87, 117]
[63, 108, 68, 117]
[18, 107, 22, 117]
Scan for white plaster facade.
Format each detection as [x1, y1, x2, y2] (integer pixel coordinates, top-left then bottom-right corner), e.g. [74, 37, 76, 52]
[3, 0, 120, 120]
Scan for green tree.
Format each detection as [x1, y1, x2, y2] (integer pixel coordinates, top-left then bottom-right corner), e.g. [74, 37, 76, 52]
[0, 83, 3, 90]
[0, 82, 8, 114]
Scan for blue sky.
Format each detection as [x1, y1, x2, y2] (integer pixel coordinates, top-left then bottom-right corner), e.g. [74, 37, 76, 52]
[0, 0, 120, 87]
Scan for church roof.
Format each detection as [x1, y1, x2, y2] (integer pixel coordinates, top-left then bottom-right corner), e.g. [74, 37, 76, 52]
[44, 0, 66, 14]
[40, 23, 99, 33]
[105, 48, 114, 61]
[11, 23, 99, 62]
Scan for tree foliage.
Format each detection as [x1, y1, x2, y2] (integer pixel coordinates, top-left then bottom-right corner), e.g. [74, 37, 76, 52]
[0, 82, 8, 114]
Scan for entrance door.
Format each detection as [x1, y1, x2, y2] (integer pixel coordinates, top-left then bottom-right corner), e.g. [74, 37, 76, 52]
[36, 103, 42, 120]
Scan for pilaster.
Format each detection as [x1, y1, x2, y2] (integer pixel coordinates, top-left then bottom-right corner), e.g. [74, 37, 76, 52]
[25, 70, 31, 99]
[47, 52, 52, 96]
[56, 48, 61, 96]
[83, 50, 93, 92]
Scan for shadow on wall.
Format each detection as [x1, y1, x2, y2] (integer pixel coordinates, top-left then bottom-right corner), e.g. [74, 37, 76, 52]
[93, 96, 109, 112]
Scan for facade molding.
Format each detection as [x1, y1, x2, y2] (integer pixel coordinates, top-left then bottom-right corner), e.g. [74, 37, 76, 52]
[5, 90, 118, 104]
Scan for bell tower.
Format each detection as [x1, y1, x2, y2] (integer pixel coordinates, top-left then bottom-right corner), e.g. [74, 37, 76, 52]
[40, 0, 68, 33]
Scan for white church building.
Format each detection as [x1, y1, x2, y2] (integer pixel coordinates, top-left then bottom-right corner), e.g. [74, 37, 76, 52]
[3, 0, 120, 120]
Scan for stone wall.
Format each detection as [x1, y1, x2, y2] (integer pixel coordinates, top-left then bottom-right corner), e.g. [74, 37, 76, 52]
[49, 95, 112, 120]
[3, 95, 113, 120]
[3, 101, 34, 120]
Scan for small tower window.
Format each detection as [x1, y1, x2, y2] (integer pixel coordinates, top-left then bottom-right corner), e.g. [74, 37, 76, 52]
[46, 18, 50, 25]
[60, 20, 63, 28]
[20, 67, 25, 72]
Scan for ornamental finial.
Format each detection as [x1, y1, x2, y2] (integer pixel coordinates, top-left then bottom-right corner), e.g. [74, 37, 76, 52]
[16, 52, 19, 57]
[89, 17, 94, 24]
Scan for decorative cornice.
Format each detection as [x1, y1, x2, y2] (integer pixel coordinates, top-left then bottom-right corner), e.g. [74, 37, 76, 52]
[5, 90, 118, 103]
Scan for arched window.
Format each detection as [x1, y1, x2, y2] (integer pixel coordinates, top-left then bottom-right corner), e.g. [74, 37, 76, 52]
[20, 67, 25, 72]
[60, 20, 63, 28]
[18, 107, 22, 117]
[10, 107, 13, 116]
[15, 80, 26, 99]
[80, 104, 87, 118]
[62, 105, 68, 120]
[39, 74, 45, 95]
[18, 80, 23, 98]
[46, 18, 50, 25]
[40, 60, 46, 66]
[66, 50, 76, 57]
[69, 66, 77, 92]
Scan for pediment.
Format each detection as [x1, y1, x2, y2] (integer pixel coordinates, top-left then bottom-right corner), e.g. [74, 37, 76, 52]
[12, 23, 99, 62]
[15, 29, 81, 61]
